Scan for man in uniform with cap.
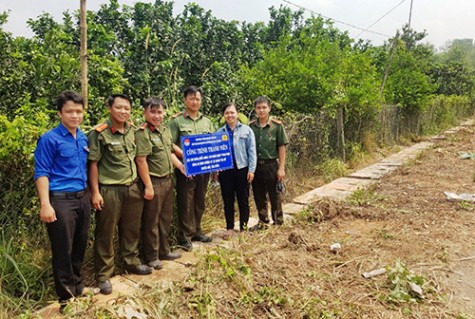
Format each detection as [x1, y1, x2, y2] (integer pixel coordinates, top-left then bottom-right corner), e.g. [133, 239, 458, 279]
[88, 94, 152, 295]
[250, 96, 289, 229]
[169, 85, 214, 251]
[135, 97, 185, 269]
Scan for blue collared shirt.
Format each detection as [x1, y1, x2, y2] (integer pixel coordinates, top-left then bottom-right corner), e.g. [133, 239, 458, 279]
[34, 123, 89, 192]
[217, 121, 257, 173]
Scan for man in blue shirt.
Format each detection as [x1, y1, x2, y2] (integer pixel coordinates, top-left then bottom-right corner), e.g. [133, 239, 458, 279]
[34, 91, 98, 309]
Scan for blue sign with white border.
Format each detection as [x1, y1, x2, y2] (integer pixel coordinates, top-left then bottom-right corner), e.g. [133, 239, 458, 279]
[181, 132, 233, 177]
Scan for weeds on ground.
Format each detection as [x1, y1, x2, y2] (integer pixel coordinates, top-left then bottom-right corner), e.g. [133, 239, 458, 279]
[347, 188, 386, 206]
[314, 158, 347, 183]
[379, 260, 432, 305]
[457, 201, 475, 211]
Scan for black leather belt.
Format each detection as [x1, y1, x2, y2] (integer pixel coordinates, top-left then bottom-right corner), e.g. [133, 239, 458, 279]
[50, 190, 86, 199]
[257, 159, 277, 165]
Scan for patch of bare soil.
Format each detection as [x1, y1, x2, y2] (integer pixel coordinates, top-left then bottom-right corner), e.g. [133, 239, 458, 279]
[173, 127, 475, 318]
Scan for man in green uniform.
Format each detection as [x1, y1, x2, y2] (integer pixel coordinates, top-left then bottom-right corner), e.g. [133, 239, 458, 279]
[169, 86, 214, 251]
[88, 94, 152, 295]
[250, 96, 289, 229]
[135, 97, 185, 269]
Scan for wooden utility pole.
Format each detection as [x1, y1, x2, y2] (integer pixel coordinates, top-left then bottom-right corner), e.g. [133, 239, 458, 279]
[80, 0, 88, 109]
[408, 0, 414, 29]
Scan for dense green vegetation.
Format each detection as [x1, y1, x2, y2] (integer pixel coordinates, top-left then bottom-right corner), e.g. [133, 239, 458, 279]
[1, 0, 475, 315]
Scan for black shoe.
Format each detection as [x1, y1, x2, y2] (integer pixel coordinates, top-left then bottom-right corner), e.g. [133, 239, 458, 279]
[148, 260, 163, 270]
[159, 252, 182, 260]
[191, 234, 212, 243]
[178, 241, 193, 252]
[249, 222, 269, 232]
[98, 280, 113, 295]
[59, 302, 67, 314]
[124, 264, 153, 275]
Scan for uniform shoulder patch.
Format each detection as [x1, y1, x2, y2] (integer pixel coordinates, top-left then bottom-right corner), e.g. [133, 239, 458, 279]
[94, 123, 108, 132]
[271, 118, 283, 125]
[139, 123, 148, 130]
[171, 112, 182, 119]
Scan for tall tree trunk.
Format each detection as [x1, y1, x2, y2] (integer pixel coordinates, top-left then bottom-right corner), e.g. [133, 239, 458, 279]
[80, 0, 88, 109]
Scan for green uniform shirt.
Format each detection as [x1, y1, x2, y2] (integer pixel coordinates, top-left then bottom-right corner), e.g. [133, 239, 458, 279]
[169, 111, 214, 148]
[135, 123, 174, 177]
[88, 118, 137, 185]
[250, 117, 289, 160]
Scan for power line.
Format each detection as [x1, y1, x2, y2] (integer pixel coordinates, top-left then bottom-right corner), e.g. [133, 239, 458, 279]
[354, 0, 407, 39]
[282, 0, 392, 38]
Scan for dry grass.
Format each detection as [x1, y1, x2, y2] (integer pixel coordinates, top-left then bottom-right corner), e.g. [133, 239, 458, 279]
[58, 127, 475, 318]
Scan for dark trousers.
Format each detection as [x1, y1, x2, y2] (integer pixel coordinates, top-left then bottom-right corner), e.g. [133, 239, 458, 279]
[218, 167, 250, 231]
[175, 169, 210, 243]
[141, 175, 174, 262]
[252, 161, 284, 225]
[94, 182, 143, 282]
[47, 192, 91, 302]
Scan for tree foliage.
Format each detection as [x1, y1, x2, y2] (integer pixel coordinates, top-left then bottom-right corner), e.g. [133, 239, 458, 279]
[0, 1, 475, 314]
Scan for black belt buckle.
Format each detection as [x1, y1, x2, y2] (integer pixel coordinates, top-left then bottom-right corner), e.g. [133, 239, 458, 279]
[75, 190, 85, 198]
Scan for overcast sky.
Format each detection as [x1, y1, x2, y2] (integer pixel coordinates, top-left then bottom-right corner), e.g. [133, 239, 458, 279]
[1, 0, 473, 49]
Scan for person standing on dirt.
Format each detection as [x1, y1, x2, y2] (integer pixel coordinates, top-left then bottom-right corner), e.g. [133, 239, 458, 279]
[88, 94, 153, 295]
[34, 91, 99, 308]
[250, 96, 289, 230]
[216, 103, 257, 238]
[135, 97, 185, 269]
[169, 86, 214, 251]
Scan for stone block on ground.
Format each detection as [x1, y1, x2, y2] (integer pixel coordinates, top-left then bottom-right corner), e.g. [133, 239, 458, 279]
[283, 202, 307, 215]
[325, 177, 377, 191]
[293, 186, 353, 204]
[460, 120, 474, 126]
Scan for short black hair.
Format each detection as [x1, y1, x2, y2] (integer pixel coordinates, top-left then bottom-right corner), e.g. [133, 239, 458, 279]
[183, 85, 203, 98]
[107, 94, 132, 107]
[254, 96, 271, 108]
[222, 102, 238, 114]
[56, 91, 84, 111]
[142, 96, 167, 110]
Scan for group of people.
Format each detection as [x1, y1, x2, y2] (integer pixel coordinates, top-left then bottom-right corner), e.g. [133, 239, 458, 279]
[33, 86, 288, 308]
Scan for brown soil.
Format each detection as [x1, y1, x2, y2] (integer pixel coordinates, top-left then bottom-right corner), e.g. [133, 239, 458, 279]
[57, 127, 475, 318]
[173, 127, 475, 318]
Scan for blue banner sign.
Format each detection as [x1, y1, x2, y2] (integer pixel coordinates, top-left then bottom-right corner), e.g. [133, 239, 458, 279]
[181, 132, 233, 176]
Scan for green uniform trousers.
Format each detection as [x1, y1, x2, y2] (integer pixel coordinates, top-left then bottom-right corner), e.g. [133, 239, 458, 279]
[252, 160, 284, 225]
[141, 175, 174, 262]
[175, 169, 210, 243]
[94, 182, 143, 282]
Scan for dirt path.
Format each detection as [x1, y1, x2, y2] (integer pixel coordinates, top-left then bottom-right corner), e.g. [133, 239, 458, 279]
[192, 123, 475, 318]
[38, 122, 475, 318]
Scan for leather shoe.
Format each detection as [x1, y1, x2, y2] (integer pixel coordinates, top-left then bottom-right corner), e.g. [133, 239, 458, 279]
[178, 241, 193, 252]
[191, 234, 212, 243]
[148, 260, 163, 270]
[124, 264, 153, 275]
[159, 252, 182, 260]
[249, 222, 269, 232]
[98, 280, 112, 295]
